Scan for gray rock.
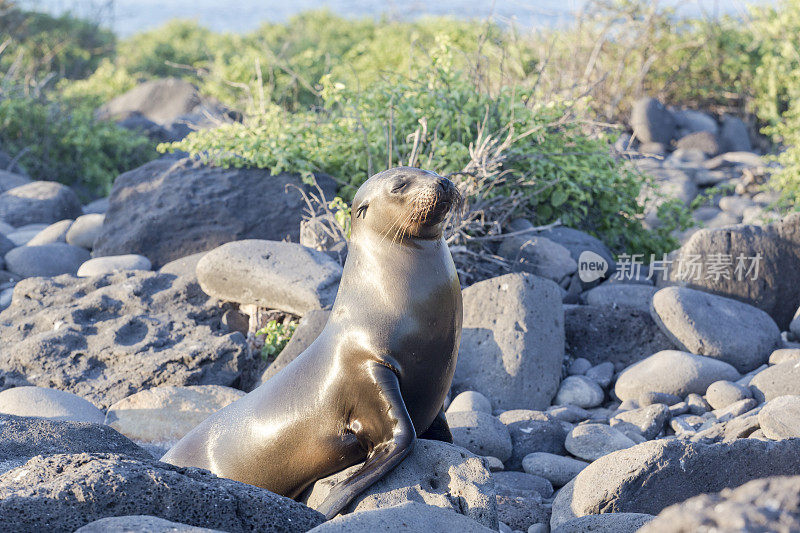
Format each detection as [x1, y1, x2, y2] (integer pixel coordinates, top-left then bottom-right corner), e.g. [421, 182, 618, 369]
[260, 310, 330, 383]
[564, 423, 636, 461]
[547, 404, 591, 423]
[770, 348, 800, 365]
[792, 307, 800, 339]
[447, 411, 513, 462]
[6, 224, 47, 246]
[638, 142, 667, 156]
[493, 471, 553, 498]
[641, 169, 699, 219]
[454, 273, 564, 411]
[522, 452, 588, 488]
[758, 395, 800, 439]
[705, 380, 751, 410]
[665, 213, 800, 330]
[584, 362, 614, 388]
[307, 502, 497, 533]
[499, 410, 568, 471]
[93, 157, 336, 269]
[568, 358, 592, 376]
[631, 98, 676, 144]
[639, 392, 681, 407]
[196, 240, 341, 316]
[4, 243, 90, 277]
[158, 251, 208, 279]
[615, 350, 740, 401]
[673, 108, 718, 135]
[81, 197, 109, 215]
[25, 219, 73, 246]
[447, 391, 493, 414]
[719, 115, 752, 152]
[0, 271, 253, 409]
[76, 515, 226, 532]
[685, 393, 711, 415]
[0, 386, 104, 424]
[718, 195, 756, 217]
[0, 452, 323, 533]
[552, 438, 800, 527]
[533, 226, 617, 289]
[77, 254, 152, 277]
[0, 233, 14, 259]
[675, 130, 720, 156]
[496, 493, 550, 532]
[0, 170, 30, 193]
[650, 286, 780, 372]
[564, 305, 676, 371]
[497, 235, 577, 283]
[304, 439, 498, 529]
[553, 513, 654, 533]
[750, 360, 800, 402]
[610, 404, 669, 440]
[554, 376, 604, 409]
[639, 476, 800, 533]
[0, 181, 82, 226]
[581, 283, 656, 312]
[66, 213, 105, 249]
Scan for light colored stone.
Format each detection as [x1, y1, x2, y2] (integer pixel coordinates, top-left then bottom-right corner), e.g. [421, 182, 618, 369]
[750, 360, 800, 402]
[568, 358, 592, 376]
[564, 423, 636, 461]
[66, 213, 105, 249]
[0, 386, 104, 424]
[105, 385, 245, 444]
[522, 452, 588, 488]
[581, 283, 656, 312]
[610, 403, 669, 440]
[25, 219, 73, 246]
[446, 410, 513, 462]
[770, 348, 800, 365]
[758, 395, 800, 439]
[554, 376, 604, 409]
[553, 513, 655, 533]
[4, 243, 90, 277]
[77, 254, 152, 277]
[705, 380, 751, 410]
[447, 391, 493, 414]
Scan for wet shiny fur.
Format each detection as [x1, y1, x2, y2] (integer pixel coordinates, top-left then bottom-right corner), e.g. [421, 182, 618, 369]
[161, 167, 463, 519]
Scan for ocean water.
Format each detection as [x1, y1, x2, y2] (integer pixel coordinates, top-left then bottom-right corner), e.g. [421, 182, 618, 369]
[23, 0, 775, 36]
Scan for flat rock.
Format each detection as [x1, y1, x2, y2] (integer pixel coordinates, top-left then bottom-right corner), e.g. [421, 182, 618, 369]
[0, 452, 323, 533]
[497, 235, 577, 283]
[640, 475, 800, 533]
[498, 410, 569, 471]
[196, 240, 341, 315]
[106, 385, 245, 444]
[522, 452, 588, 488]
[553, 513, 654, 533]
[93, 157, 336, 269]
[76, 515, 226, 532]
[0, 271, 253, 409]
[581, 283, 656, 312]
[750, 360, 800, 402]
[260, 310, 330, 383]
[614, 350, 740, 401]
[631, 97, 676, 144]
[454, 273, 564, 411]
[664, 213, 800, 330]
[770, 348, 800, 364]
[553, 376, 604, 409]
[564, 423, 636, 461]
[307, 502, 496, 533]
[0, 181, 82, 226]
[304, 439, 498, 529]
[564, 305, 676, 371]
[758, 395, 800, 439]
[551, 438, 800, 527]
[446, 411, 513, 462]
[77, 254, 152, 276]
[4, 243, 90, 278]
[447, 391, 493, 414]
[66, 213, 105, 249]
[650, 286, 780, 372]
[25, 219, 73, 246]
[610, 403, 669, 440]
[0, 386, 104, 424]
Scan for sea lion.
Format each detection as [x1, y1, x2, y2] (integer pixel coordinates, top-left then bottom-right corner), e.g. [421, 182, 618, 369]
[161, 167, 463, 519]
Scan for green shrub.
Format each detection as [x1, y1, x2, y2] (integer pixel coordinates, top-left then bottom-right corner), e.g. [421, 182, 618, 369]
[256, 319, 297, 360]
[0, 95, 155, 196]
[163, 45, 687, 255]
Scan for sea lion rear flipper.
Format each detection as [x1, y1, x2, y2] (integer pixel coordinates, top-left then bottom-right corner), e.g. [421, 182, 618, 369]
[316, 362, 415, 520]
[419, 407, 453, 443]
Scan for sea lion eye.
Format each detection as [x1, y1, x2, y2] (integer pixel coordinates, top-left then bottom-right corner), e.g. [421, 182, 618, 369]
[391, 181, 407, 193]
[356, 204, 368, 218]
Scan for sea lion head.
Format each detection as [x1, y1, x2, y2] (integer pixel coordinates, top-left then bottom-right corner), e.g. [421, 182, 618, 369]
[351, 167, 460, 241]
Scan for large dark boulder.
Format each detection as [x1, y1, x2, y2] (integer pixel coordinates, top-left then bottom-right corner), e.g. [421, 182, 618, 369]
[0, 453, 324, 533]
[0, 271, 255, 409]
[93, 157, 337, 269]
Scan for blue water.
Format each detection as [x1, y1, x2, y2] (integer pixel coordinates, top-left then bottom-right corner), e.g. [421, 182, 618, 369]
[24, 0, 776, 36]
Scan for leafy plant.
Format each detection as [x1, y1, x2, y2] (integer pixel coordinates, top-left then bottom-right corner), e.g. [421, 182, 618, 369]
[256, 319, 297, 360]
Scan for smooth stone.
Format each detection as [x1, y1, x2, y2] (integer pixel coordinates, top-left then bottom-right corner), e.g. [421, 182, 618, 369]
[4, 243, 90, 277]
[532, 226, 617, 289]
[610, 403, 670, 440]
[446, 410, 513, 463]
[546, 405, 592, 424]
[581, 283, 656, 312]
[307, 502, 497, 533]
[705, 380, 751, 410]
[493, 470, 553, 499]
[769, 348, 800, 365]
[584, 362, 614, 388]
[522, 452, 589, 488]
[554, 376, 604, 409]
[758, 395, 800, 439]
[6, 224, 48, 246]
[82, 197, 109, 214]
[553, 513, 655, 533]
[196, 239, 342, 316]
[631, 97, 676, 144]
[638, 392, 681, 407]
[484, 456, 505, 472]
[454, 273, 564, 411]
[568, 358, 592, 376]
[0, 181, 82, 226]
[499, 410, 569, 471]
[0, 387, 105, 424]
[564, 423, 636, 461]
[447, 391, 493, 414]
[0, 287, 13, 310]
[76, 516, 226, 533]
[711, 398, 758, 422]
[66, 213, 105, 249]
[497, 234, 577, 284]
[650, 286, 780, 372]
[686, 393, 711, 415]
[496, 493, 550, 532]
[158, 251, 208, 279]
[675, 130, 720, 156]
[719, 115, 752, 152]
[77, 254, 152, 277]
[25, 219, 73, 246]
[750, 360, 800, 402]
[615, 350, 740, 401]
[105, 385, 246, 444]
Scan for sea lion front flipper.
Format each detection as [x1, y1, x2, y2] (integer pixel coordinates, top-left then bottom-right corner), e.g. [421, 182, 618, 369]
[316, 362, 415, 520]
[419, 407, 453, 443]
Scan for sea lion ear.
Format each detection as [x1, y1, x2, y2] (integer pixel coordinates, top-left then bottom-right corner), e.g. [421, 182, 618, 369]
[356, 204, 368, 218]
